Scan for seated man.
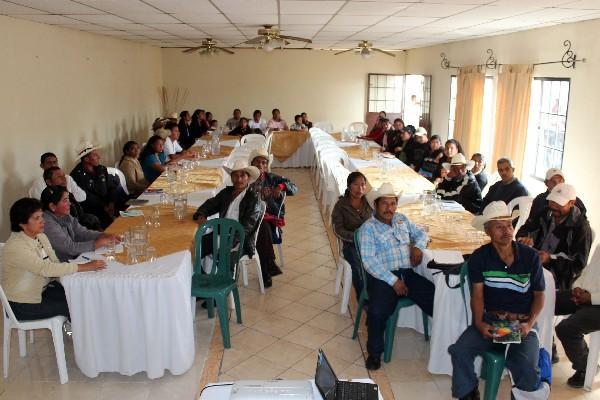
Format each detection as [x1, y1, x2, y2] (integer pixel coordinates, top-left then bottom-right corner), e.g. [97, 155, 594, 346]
[449, 201, 545, 400]
[44, 166, 102, 230]
[357, 183, 434, 371]
[301, 112, 313, 129]
[192, 160, 263, 269]
[555, 251, 600, 388]
[395, 125, 422, 168]
[267, 108, 289, 131]
[249, 148, 298, 285]
[470, 153, 488, 192]
[481, 158, 528, 210]
[70, 143, 121, 229]
[436, 154, 483, 214]
[163, 121, 193, 162]
[29, 152, 86, 202]
[289, 114, 308, 131]
[516, 183, 592, 291]
[226, 108, 242, 131]
[517, 168, 587, 238]
[382, 118, 404, 154]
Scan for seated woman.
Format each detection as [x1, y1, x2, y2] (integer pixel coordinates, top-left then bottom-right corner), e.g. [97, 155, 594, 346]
[331, 172, 372, 299]
[192, 160, 263, 278]
[249, 148, 298, 282]
[140, 135, 169, 183]
[118, 141, 149, 196]
[360, 118, 390, 146]
[2, 198, 105, 321]
[41, 186, 119, 262]
[230, 117, 253, 136]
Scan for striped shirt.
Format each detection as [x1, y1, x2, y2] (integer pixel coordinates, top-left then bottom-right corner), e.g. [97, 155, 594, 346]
[357, 213, 428, 286]
[469, 242, 545, 314]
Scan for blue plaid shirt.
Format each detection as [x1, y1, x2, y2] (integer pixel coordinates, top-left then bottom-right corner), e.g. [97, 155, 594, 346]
[357, 213, 428, 286]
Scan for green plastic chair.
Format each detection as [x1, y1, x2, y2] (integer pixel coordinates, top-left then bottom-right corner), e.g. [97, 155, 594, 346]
[459, 262, 506, 400]
[351, 230, 429, 363]
[192, 218, 244, 349]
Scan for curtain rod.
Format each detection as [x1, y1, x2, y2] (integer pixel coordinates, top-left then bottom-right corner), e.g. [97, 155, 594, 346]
[440, 40, 586, 71]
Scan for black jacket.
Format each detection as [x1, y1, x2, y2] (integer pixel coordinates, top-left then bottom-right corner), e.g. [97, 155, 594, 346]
[473, 171, 488, 192]
[193, 187, 263, 257]
[436, 172, 483, 214]
[521, 191, 587, 229]
[178, 120, 194, 149]
[481, 179, 529, 211]
[517, 206, 592, 290]
[70, 163, 119, 228]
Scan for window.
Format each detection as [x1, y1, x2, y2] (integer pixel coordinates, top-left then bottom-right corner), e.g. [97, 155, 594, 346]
[367, 74, 432, 130]
[524, 78, 570, 180]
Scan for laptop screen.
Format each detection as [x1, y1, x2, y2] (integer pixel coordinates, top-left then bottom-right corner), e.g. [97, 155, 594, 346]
[315, 350, 337, 400]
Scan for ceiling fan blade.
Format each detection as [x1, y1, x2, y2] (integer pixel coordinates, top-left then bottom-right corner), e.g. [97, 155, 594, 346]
[182, 46, 203, 53]
[244, 36, 265, 45]
[217, 47, 235, 54]
[372, 48, 396, 57]
[334, 48, 356, 56]
[279, 35, 312, 43]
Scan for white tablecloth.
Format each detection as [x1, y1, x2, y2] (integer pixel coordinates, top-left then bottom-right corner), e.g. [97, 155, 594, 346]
[61, 250, 195, 379]
[271, 139, 314, 168]
[199, 379, 384, 400]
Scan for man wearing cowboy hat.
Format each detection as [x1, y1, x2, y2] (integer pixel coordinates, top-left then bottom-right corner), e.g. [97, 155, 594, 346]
[70, 143, 121, 229]
[192, 159, 263, 263]
[435, 153, 483, 214]
[248, 148, 298, 283]
[357, 182, 435, 371]
[449, 201, 545, 400]
[481, 157, 529, 211]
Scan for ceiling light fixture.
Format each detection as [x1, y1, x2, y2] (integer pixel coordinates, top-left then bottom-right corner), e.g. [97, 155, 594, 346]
[360, 47, 372, 59]
[263, 38, 275, 52]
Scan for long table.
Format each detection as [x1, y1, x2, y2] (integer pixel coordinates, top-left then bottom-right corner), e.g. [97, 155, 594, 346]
[320, 136, 556, 376]
[270, 130, 312, 168]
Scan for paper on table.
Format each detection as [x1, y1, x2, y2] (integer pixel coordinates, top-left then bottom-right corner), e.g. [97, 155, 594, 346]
[430, 249, 464, 265]
[440, 201, 466, 212]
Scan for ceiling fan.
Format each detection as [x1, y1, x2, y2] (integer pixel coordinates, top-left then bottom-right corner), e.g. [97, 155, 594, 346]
[182, 38, 234, 55]
[237, 25, 312, 51]
[335, 40, 395, 59]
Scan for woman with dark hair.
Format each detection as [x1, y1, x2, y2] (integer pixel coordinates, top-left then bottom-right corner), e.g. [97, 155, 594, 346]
[205, 111, 214, 128]
[178, 110, 194, 149]
[191, 109, 209, 137]
[442, 139, 464, 163]
[230, 117, 253, 136]
[360, 118, 389, 146]
[331, 172, 373, 299]
[140, 135, 168, 182]
[2, 198, 105, 321]
[41, 186, 118, 262]
[118, 141, 148, 196]
[418, 134, 445, 181]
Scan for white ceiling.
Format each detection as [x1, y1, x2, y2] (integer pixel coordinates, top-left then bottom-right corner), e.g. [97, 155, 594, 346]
[2, 0, 600, 51]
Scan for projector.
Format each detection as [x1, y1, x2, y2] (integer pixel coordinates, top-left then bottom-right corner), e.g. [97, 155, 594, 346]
[229, 380, 314, 400]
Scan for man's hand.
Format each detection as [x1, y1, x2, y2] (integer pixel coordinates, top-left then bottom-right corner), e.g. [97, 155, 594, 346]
[392, 279, 408, 296]
[520, 321, 533, 337]
[410, 246, 423, 266]
[517, 237, 534, 246]
[273, 185, 282, 199]
[475, 320, 494, 339]
[538, 250, 551, 265]
[572, 287, 592, 305]
[195, 215, 207, 225]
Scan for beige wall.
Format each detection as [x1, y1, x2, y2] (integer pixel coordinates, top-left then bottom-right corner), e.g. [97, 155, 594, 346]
[0, 15, 163, 240]
[161, 48, 405, 130]
[404, 19, 600, 239]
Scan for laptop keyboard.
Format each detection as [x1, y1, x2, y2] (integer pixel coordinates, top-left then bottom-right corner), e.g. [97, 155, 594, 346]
[338, 382, 368, 400]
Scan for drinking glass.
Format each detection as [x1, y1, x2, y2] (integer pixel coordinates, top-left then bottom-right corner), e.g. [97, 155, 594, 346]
[151, 206, 160, 228]
[146, 246, 157, 262]
[173, 193, 187, 221]
[105, 237, 116, 261]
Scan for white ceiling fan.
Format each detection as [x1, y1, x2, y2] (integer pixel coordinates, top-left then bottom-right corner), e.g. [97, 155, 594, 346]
[335, 40, 396, 59]
[236, 25, 312, 52]
[182, 38, 234, 55]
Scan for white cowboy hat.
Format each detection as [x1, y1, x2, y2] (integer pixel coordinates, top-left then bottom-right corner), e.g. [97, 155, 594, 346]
[365, 182, 403, 210]
[223, 159, 260, 184]
[248, 147, 274, 166]
[155, 128, 170, 139]
[442, 153, 475, 171]
[75, 142, 101, 161]
[472, 201, 519, 231]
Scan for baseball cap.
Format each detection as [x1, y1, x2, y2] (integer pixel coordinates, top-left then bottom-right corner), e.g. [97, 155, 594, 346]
[545, 168, 564, 181]
[415, 127, 428, 136]
[547, 183, 576, 206]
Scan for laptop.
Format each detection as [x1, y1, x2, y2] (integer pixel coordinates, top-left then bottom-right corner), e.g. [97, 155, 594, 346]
[315, 349, 379, 400]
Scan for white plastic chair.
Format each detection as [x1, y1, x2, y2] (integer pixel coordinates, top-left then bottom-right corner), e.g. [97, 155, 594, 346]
[0, 245, 69, 384]
[240, 202, 266, 294]
[332, 231, 353, 315]
[314, 121, 334, 133]
[272, 192, 287, 268]
[265, 131, 274, 154]
[107, 167, 129, 196]
[240, 134, 266, 147]
[348, 122, 368, 136]
[507, 196, 533, 236]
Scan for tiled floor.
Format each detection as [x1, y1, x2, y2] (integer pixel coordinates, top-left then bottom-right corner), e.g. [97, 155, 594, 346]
[2, 168, 600, 399]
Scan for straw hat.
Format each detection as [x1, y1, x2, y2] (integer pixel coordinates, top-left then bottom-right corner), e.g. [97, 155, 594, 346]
[155, 128, 170, 139]
[442, 153, 475, 171]
[472, 201, 519, 231]
[365, 182, 403, 209]
[249, 147, 274, 165]
[223, 159, 260, 183]
[75, 142, 101, 161]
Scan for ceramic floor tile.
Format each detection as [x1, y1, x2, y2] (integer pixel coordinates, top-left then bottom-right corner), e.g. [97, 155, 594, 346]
[271, 269, 303, 283]
[275, 302, 323, 323]
[242, 295, 292, 314]
[267, 283, 312, 301]
[276, 368, 313, 380]
[321, 335, 363, 363]
[282, 324, 337, 350]
[99, 382, 151, 400]
[251, 315, 303, 338]
[311, 265, 338, 281]
[226, 355, 288, 380]
[229, 328, 278, 354]
[391, 381, 444, 400]
[296, 252, 334, 267]
[291, 351, 353, 377]
[220, 347, 256, 372]
[258, 340, 313, 369]
[298, 291, 340, 310]
[306, 311, 353, 335]
[238, 305, 271, 327]
[288, 274, 330, 291]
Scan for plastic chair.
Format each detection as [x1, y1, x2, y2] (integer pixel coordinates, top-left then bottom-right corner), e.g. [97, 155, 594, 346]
[240, 202, 266, 294]
[272, 192, 286, 268]
[348, 122, 368, 136]
[458, 262, 505, 400]
[333, 230, 353, 315]
[240, 134, 266, 146]
[584, 331, 600, 391]
[507, 196, 533, 236]
[107, 166, 129, 196]
[265, 131, 274, 154]
[351, 231, 429, 363]
[0, 256, 69, 384]
[314, 121, 334, 133]
[192, 218, 244, 349]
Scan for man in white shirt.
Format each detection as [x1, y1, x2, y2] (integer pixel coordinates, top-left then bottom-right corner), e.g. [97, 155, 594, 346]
[29, 152, 86, 202]
[248, 109, 267, 133]
[163, 122, 192, 162]
[226, 108, 242, 131]
[267, 108, 289, 131]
